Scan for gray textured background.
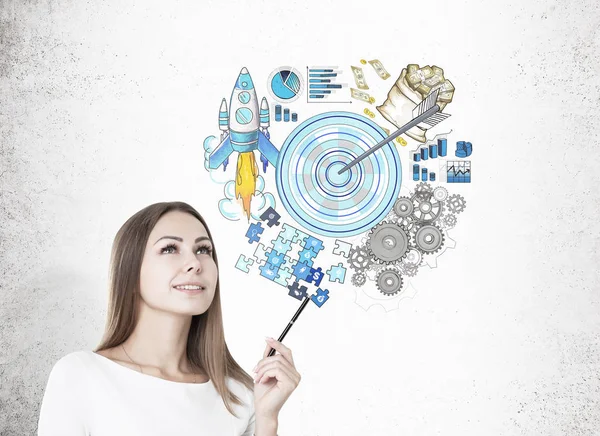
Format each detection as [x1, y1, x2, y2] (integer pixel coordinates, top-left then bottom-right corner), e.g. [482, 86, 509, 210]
[1, 0, 599, 435]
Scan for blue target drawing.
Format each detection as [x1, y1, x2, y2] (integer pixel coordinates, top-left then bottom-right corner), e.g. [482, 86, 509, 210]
[275, 111, 402, 238]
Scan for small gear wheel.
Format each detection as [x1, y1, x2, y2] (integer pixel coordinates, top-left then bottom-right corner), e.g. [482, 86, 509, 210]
[415, 182, 433, 195]
[396, 215, 416, 231]
[347, 245, 374, 272]
[351, 272, 367, 287]
[446, 194, 466, 214]
[403, 248, 422, 266]
[367, 221, 410, 264]
[393, 197, 413, 218]
[413, 224, 445, 254]
[398, 262, 419, 277]
[410, 191, 444, 223]
[433, 186, 448, 202]
[376, 268, 404, 296]
[442, 213, 457, 229]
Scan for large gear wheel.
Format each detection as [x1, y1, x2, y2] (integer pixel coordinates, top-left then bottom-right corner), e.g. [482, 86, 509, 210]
[410, 191, 444, 224]
[376, 268, 404, 296]
[446, 194, 466, 214]
[393, 197, 413, 218]
[351, 272, 366, 287]
[366, 221, 410, 264]
[413, 224, 445, 254]
[347, 245, 374, 272]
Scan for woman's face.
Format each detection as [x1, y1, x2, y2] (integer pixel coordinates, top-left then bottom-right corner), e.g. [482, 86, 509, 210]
[139, 210, 218, 316]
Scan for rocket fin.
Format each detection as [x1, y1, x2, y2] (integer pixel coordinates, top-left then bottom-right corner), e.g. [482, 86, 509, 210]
[209, 135, 234, 170]
[257, 130, 279, 167]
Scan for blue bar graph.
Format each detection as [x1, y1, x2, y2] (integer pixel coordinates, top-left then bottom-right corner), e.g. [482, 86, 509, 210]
[310, 90, 331, 94]
[283, 109, 290, 122]
[421, 148, 429, 160]
[429, 172, 436, 182]
[421, 168, 428, 181]
[438, 138, 447, 157]
[429, 143, 438, 158]
[291, 113, 298, 122]
[413, 164, 420, 181]
[310, 84, 342, 89]
[309, 79, 331, 83]
[309, 73, 338, 78]
[413, 153, 420, 162]
[275, 105, 282, 122]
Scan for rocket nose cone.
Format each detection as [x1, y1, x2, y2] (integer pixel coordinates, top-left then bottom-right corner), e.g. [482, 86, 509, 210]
[240, 67, 248, 74]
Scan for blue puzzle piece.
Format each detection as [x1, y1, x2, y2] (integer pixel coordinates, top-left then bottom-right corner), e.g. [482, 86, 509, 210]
[326, 263, 346, 284]
[259, 262, 279, 281]
[279, 223, 298, 243]
[245, 222, 264, 244]
[311, 288, 330, 307]
[288, 281, 308, 301]
[306, 267, 324, 287]
[303, 236, 324, 253]
[274, 267, 293, 287]
[267, 251, 286, 268]
[253, 242, 270, 265]
[271, 236, 292, 255]
[260, 206, 281, 227]
[292, 229, 309, 245]
[292, 261, 312, 281]
[298, 248, 318, 265]
[235, 254, 254, 273]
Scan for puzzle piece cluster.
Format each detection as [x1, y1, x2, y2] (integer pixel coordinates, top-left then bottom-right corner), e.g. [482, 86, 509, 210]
[235, 208, 332, 307]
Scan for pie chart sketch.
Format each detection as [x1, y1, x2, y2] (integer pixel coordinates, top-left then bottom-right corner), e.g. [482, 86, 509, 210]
[268, 66, 304, 103]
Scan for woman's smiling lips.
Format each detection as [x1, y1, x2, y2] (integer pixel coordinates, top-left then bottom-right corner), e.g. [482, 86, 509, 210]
[172, 283, 206, 294]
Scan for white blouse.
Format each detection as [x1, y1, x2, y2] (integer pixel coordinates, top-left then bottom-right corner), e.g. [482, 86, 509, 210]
[37, 350, 255, 436]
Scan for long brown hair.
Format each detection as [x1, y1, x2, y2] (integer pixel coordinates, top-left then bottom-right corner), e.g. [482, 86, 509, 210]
[94, 201, 254, 417]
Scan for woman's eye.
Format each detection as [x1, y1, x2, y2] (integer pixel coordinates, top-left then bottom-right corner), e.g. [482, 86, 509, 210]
[161, 244, 178, 254]
[197, 246, 213, 255]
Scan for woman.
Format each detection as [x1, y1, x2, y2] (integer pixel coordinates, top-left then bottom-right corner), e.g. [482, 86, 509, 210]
[37, 201, 301, 435]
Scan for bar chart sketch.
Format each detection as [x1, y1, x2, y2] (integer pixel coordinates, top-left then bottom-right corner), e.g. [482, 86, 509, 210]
[306, 66, 350, 103]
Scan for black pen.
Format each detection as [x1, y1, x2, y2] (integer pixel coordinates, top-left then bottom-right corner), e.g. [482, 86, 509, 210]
[267, 295, 311, 357]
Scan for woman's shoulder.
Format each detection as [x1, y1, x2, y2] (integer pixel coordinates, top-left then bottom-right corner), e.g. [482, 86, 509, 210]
[48, 350, 98, 375]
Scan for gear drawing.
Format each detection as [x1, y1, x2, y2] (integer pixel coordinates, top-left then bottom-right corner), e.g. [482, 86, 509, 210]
[412, 224, 445, 254]
[398, 262, 419, 277]
[433, 186, 448, 202]
[446, 194, 466, 214]
[347, 245, 374, 272]
[393, 197, 413, 218]
[410, 192, 444, 224]
[351, 272, 366, 287]
[422, 228, 457, 268]
[376, 268, 404, 296]
[415, 182, 433, 198]
[403, 248, 422, 266]
[441, 213, 457, 229]
[366, 221, 410, 264]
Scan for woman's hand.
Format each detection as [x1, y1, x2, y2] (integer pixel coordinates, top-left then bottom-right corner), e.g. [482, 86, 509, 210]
[252, 337, 301, 420]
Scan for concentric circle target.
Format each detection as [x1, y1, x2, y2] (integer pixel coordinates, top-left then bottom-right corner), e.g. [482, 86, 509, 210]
[275, 111, 402, 237]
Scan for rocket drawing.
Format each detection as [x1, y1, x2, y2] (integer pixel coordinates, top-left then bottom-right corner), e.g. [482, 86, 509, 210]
[209, 67, 278, 173]
[208, 67, 279, 221]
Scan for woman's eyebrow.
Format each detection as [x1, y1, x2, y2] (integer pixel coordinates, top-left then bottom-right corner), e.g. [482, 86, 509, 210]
[154, 236, 211, 245]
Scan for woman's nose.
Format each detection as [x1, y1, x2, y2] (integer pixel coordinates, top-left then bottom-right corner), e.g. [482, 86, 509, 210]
[185, 256, 202, 273]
